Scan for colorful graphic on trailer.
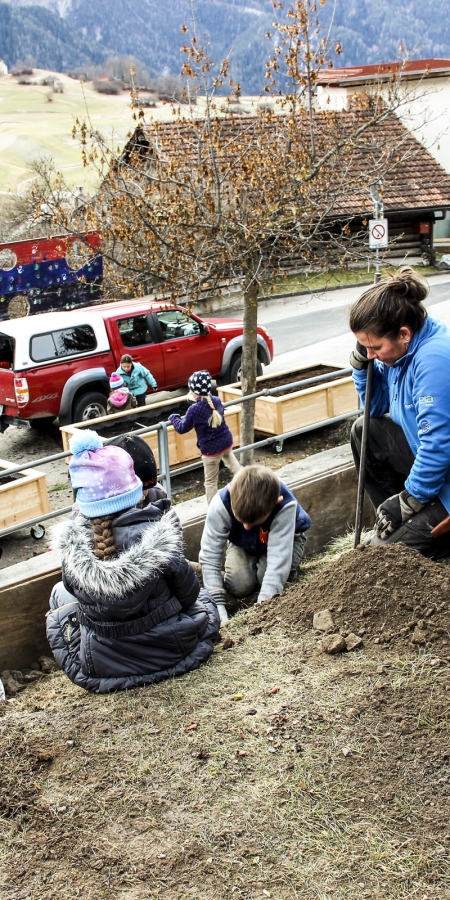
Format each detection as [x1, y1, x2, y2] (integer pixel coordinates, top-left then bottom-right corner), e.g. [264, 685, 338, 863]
[0, 233, 103, 320]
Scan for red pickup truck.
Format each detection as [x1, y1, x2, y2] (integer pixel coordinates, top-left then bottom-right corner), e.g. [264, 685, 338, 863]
[0, 298, 273, 429]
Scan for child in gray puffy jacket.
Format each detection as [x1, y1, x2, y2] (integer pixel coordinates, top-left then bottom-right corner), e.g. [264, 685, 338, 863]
[46, 430, 220, 693]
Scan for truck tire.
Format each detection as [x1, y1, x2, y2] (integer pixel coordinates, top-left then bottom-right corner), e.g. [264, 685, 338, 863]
[72, 391, 107, 424]
[227, 352, 263, 385]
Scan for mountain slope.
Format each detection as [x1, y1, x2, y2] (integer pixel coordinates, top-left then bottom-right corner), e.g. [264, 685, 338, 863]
[0, 1, 107, 71]
[2, 0, 450, 92]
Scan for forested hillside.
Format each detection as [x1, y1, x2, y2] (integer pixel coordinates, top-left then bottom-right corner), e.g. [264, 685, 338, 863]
[2, 0, 450, 92]
[0, 1, 107, 71]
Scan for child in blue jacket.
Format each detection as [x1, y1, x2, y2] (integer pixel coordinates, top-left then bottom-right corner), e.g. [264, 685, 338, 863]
[116, 354, 157, 407]
[168, 370, 241, 504]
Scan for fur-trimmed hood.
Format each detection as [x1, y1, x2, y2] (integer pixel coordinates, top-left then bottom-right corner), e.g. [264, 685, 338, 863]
[53, 506, 182, 602]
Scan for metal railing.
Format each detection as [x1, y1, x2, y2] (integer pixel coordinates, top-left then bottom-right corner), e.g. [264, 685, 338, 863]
[0, 367, 358, 541]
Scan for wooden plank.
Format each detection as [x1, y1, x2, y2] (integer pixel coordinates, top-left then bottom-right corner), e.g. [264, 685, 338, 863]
[61, 408, 241, 469]
[0, 460, 50, 529]
[0, 571, 61, 670]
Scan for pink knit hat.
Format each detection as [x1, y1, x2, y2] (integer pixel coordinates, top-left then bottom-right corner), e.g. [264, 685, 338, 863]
[110, 372, 124, 390]
[69, 430, 143, 517]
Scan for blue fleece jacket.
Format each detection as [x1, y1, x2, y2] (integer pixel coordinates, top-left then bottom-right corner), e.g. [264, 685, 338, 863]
[168, 395, 234, 456]
[352, 316, 450, 512]
[117, 362, 157, 395]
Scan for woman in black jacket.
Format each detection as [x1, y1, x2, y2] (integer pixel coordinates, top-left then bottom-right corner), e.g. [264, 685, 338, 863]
[46, 430, 220, 694]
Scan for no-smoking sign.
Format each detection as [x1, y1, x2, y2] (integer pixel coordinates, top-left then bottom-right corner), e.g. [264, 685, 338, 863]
[369, 218, 388, 248]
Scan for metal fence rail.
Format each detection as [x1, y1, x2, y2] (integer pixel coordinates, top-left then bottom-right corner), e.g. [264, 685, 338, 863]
[0, 367, 357, 541]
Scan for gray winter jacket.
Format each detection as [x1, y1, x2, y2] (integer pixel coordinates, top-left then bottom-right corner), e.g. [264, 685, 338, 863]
[46, 504, 220, 693]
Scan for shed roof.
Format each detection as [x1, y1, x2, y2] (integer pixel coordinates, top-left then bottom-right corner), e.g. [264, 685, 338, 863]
[318, 58, 450, 86]
[121, 109, 450, 219]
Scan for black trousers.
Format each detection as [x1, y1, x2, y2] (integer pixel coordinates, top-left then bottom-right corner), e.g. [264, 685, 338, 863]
[350, 415, 450, 559]
[135, 393, 147, 408]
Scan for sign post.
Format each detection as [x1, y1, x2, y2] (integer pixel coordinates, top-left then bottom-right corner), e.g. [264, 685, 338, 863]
[368, 181, 386, 283]
[354, 180, 386, 548]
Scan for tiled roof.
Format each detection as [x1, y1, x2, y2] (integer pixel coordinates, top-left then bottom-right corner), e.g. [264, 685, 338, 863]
[318, 58, 450, 85]
[123, 108, 450, 219]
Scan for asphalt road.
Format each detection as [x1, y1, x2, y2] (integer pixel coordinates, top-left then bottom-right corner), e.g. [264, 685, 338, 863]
[261, 279, 450, 357]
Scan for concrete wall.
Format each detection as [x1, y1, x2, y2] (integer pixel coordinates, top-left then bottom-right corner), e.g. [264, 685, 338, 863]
[0, 445, 373, 671]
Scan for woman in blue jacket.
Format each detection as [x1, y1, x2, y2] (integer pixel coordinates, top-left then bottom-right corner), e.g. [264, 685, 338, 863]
[349, 266, 450, 558]
[116, 354, 157, 407]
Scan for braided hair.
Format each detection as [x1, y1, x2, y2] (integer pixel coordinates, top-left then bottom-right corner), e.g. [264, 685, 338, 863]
[90, 514, 118, 560]
[205, 394, 223, 428]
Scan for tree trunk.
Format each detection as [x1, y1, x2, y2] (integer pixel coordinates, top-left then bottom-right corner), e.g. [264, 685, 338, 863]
[239, 277, 259, 466]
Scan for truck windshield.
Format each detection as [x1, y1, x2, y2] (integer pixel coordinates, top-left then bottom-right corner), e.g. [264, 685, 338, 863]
[0, 332, 14, 369]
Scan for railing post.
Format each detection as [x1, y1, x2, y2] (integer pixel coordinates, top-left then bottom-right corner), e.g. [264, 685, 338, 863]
[157, 421, 172, 501]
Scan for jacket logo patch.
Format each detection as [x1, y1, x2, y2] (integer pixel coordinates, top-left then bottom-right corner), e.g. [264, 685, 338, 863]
[420, 420, 431, 432]
[419, 396, 434, 404]
[259, 527, 269, 545]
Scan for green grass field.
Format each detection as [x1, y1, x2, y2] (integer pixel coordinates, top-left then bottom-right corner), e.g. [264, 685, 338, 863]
[0, 69, 177, 193]
[0, 72, 263, 195]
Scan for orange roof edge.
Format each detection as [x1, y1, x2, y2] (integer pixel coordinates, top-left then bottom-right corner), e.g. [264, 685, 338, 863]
[318, 58, 450, 85]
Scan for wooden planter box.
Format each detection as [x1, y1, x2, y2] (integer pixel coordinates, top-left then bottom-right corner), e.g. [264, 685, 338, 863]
[0, 459, 50, 530]
[218, 364, 358, 436]
[60, 395, 242, 468]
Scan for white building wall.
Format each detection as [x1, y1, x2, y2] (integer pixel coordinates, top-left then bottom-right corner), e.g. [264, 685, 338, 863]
[315, 75, 450, 175]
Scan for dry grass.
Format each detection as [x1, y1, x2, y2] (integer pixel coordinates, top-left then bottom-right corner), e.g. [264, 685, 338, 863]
[1, 546, 450, 900]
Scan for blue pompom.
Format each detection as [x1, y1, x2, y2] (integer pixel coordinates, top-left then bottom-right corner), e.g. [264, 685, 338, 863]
[69, 429, 103, 456]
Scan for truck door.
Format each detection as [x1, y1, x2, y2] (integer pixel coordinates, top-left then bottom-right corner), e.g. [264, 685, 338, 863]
[152, 309, 221, 387]
[115, 314, 165, 387]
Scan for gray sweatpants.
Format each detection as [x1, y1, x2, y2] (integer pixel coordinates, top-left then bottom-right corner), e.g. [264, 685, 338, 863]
[224, 532, 307, 597]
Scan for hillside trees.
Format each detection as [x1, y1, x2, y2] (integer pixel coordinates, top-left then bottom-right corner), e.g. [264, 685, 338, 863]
[33, 0, 423, 460]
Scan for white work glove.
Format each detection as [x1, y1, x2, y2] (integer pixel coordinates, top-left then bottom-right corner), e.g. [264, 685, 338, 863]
[210, 590, 229, 624]
[216, 603, 229, 624]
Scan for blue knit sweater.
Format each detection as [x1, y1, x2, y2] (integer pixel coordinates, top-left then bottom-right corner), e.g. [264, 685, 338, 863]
[168, 396, 234, 456]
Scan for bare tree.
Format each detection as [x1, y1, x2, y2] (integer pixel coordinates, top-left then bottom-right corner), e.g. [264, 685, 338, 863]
[31, 0, 426, 462]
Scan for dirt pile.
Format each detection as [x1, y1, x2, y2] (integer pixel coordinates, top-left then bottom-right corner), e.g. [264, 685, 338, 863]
[253, 543, 450, 654]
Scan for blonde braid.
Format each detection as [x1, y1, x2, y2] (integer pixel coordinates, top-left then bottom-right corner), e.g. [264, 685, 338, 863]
[205, 394, 222, 428]
[90, 514, 118, 560]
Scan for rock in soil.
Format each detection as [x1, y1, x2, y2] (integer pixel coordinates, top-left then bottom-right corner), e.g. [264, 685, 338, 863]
[1, 671, 26, 697]
[411, 628, 427, 645]
[250, 543, 450, 656]
[321, 633, 346, 654]
[313, 608, 335, 632]
[345, 633, 364, 651]
[38, 655, 59, 674]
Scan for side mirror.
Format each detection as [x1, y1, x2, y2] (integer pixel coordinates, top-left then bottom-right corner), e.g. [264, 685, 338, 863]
[199, 323, 209, 335]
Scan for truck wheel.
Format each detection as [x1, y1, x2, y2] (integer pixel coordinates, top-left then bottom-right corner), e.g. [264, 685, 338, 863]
[228, 353, 263, 385]
[72, 392, 107, 424]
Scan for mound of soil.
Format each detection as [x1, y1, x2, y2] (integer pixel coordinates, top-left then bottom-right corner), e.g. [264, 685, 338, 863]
[253, 543, 450, 654]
